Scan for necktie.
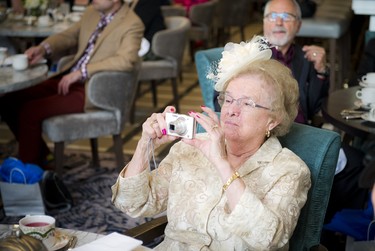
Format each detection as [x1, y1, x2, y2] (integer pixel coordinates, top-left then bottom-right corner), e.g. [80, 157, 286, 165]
[71, 13, 114, 73]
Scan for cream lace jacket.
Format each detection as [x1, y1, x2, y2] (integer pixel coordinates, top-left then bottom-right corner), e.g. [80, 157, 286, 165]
[111, 135, 311, 251]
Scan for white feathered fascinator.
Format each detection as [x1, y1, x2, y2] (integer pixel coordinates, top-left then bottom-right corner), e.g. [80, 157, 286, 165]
[208, 35, 272, 92]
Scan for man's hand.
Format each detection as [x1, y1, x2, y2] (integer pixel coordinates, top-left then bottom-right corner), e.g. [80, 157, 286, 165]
[302, 45, 327, 74]
[58, 71, 83, 95]
[24, 45, 46, 65]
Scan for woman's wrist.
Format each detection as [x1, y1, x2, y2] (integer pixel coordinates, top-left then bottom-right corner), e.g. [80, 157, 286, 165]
[316, 67, 329, 79]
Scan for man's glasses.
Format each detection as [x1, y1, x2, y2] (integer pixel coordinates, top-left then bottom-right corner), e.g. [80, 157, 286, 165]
[264, 12, 299, 22]
[217, 93, 272, 111]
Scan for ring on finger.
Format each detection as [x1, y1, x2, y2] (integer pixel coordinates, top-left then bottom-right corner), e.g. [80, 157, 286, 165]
[312, 52, 317, 57]
[150, 120, 158, 126]
[211, 124, 219, 130]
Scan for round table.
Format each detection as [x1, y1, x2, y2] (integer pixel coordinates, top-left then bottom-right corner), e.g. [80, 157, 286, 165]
[0, 64, 49, 94]
[322, 86, 375, 139]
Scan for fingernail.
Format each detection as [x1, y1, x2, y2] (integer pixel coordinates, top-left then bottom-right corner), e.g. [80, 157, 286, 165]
[170, 107, 175, 112]
[162, 129, 166, 135]
[201, 105, 206, 108]
[196, 114, 200, 118]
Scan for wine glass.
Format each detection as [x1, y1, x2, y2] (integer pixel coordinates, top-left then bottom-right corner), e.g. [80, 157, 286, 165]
[0, 47, 8, 67]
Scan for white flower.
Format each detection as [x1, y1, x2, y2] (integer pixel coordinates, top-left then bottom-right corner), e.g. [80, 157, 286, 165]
[208, 35, 272, 92]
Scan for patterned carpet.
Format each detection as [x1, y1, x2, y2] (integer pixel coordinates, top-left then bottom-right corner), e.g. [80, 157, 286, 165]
[0, 150, 160, 235]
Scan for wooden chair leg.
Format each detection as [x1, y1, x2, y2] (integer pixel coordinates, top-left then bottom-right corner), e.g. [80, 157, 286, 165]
[189, 40, 195, 63]
[113, 134, 125, 173]
[90, 138, 100, 168]
[240, 26, 245, 41]
[171, 78, 179, 112]
[54, 142, 65, 177]
[151, 80, 158, 107]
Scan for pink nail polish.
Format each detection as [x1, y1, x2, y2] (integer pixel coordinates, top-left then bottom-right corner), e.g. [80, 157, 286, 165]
[162, 129, 167, 135]
[170, 107, 175, 112]
[196, 114, 200, 118]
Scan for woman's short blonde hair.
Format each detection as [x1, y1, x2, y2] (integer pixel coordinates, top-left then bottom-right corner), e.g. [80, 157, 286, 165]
[221, 59, 299, 136]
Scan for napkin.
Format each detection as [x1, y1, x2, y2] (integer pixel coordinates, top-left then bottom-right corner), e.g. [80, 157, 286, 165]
[72, 232, 143, 251]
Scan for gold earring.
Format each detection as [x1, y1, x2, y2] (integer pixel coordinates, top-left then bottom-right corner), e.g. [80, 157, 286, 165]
[266, 130, 271, 138]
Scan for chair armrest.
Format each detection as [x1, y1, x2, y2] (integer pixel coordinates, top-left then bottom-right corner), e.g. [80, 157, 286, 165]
[124, 215, 168, 245]
[56, 55, 75, 72]
[310, 244, 328, 251]
[161, 5, 186, 17]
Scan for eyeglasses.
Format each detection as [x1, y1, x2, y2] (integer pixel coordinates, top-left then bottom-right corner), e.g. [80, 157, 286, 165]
[264, 12, 299, 22]
[217, 93, 272, 111]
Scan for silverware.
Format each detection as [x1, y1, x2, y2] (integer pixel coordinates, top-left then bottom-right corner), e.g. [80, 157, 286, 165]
[67, 235, 77, 250]
[56, 235, 77, 251]
[342, 114, 363, 120]
[340, 109, 365, 116]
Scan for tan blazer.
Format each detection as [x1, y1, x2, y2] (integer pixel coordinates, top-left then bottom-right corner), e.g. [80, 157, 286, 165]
[43, 4, 144, 108]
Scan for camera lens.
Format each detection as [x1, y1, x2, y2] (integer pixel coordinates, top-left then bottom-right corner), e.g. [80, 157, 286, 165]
[169, 117, 187, 136]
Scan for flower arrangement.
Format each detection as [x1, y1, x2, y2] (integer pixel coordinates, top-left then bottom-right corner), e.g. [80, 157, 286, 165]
[207, 35, 273, 92]
[24, 0, 48, 16]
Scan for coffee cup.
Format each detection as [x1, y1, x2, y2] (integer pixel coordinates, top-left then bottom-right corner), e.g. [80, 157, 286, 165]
[361, 72, 375, 85]
[12, 54, 28, 71]
[37, 15, 51, 26]
[19, 215, 56, 240]
[356, 87, 375, 106]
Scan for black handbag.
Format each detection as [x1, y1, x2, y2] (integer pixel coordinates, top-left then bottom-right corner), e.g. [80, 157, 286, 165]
[40, 171, 73, 213]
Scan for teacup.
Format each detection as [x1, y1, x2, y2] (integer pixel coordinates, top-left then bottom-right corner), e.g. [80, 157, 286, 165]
[68, 12, 81, 22]
[356, 87, 375, 106]
[361, 72, 375, 85]
[19, 215, 56, 240]
[12, 54, 28, 71]
[37, 15, 51, 26]
[25, 16, 37, 25]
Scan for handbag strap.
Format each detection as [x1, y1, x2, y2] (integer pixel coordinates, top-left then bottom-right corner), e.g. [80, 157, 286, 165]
[367, 219, 375, 241]
[9, 168, 27, 184]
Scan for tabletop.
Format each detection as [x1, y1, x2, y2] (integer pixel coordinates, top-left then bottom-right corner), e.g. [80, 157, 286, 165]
[0, 64, 49, 95]
[0, 18, 72, 38]
[0, 224, 151, 250]
[321, 86, 375, 139]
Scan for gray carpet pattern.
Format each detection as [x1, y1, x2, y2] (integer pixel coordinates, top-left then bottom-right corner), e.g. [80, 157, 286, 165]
[0, 151, 156, 235]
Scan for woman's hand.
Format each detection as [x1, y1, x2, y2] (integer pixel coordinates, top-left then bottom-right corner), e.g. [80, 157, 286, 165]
[183, 106, 227, 165]
[140, 106, 178, 148]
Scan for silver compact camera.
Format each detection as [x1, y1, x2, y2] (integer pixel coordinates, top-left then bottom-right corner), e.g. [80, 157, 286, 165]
[165, 112, 196, 139]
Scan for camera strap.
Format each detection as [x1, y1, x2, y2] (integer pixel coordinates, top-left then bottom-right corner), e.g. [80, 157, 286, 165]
[147, 138, 158, 173]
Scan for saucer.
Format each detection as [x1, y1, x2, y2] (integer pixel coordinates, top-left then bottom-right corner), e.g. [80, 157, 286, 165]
[36, 21, 53, 27]
[42, 230, 71, 251]
[3, 56, 47, 66]
[359, 81, 375, 88]
[354, 100, 375, 110]
[361, 113, 375, 123]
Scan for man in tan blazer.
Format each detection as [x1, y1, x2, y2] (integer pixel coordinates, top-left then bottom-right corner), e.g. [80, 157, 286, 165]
[0, 0, 144, 168]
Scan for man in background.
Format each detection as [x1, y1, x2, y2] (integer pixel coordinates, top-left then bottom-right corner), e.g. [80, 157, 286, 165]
[0, 0, 144, 169]
[263, 0, 329, 125]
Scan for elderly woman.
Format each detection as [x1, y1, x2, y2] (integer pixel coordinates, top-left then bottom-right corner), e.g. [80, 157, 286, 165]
[111, 36, 311, 250]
